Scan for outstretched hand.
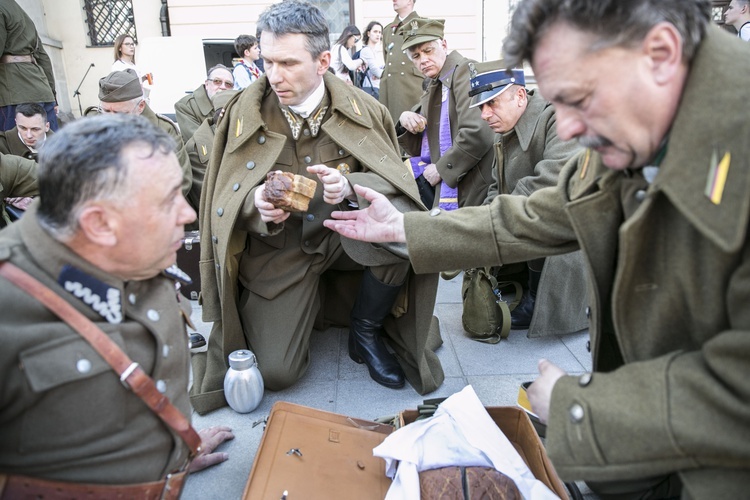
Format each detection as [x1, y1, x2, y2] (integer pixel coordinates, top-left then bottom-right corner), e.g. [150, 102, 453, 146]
[527, 359, 566, 424]
[188, 425, 235, 473]
[323, 184, 406, 243]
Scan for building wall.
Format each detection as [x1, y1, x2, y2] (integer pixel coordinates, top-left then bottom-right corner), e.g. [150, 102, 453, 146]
[24, 0, 514, 117]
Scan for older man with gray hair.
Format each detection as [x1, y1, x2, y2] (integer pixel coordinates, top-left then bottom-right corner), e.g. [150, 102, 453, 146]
[86, 69, 192, 198]
[0, 115, 233, 497]
[325, 0, 750, 497]
[174, 64, 235, 143]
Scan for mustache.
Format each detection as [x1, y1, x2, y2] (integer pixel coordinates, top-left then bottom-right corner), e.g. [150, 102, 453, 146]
[578, 135, 612, 149]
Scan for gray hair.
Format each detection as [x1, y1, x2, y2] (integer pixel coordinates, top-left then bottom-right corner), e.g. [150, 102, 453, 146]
[37, 115, 175, 239]
[207, 64, 232, 79]
[503, 0, 711, 68]
[257, 0, 330, 58]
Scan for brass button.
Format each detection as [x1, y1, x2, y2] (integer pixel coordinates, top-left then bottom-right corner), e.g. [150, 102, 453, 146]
[246, 161, 255, 169]
[217, 208, 224, 216]
[232, 183, 240, 191]
[147, 309, 160, 322]
[304, 156, 312, 164]
[258, 135, 266, 144]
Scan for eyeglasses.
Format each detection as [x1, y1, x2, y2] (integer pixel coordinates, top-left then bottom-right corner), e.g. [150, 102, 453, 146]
[208, 78, 234, 89]
[98, 99, 143, 115]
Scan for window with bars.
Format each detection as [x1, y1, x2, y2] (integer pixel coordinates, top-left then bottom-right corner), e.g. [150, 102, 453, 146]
[82, 0, 137, 47]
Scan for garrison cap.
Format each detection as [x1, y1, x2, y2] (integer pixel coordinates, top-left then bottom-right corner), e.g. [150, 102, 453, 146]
[399, 18, 445, 52]
[467, 60, 525, 108]
[99, 69, 143, 102]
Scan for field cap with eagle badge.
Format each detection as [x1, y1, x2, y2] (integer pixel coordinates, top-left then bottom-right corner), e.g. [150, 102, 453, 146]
[399, 18, 445, 51]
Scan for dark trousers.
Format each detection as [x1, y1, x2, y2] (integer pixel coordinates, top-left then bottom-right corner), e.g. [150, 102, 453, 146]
[0, 102, 59, 131]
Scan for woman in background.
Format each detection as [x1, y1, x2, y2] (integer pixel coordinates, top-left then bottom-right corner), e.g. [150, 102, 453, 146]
[112, 34, 152, 96]
[358, 21, 384, 98]
[330, 25, 364, 85]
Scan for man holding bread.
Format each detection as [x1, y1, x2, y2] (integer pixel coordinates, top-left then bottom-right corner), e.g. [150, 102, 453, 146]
[191, 0, 444, 414]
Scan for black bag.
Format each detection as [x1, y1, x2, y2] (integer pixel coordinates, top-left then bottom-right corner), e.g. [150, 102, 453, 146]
[461, 267, 511, 343]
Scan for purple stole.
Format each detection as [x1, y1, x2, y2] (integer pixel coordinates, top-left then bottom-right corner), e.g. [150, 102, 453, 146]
[409, 85, 459, 210]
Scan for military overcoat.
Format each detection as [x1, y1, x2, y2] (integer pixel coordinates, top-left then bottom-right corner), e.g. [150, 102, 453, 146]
[175, 84, 213, 145]
[0, 1, 56, 107]
[190, 73, 444, 414]
[485, 91, 587, 337]
[0, 152, 36, 227]
[380, 11, 425, 124]
[400, 50, 495, 208]
[401, 27, 750, 497]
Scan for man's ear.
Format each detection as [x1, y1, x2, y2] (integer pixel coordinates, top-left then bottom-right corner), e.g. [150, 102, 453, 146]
[318, 50, 332, 75]
[44, 122, 50, 133]
[77, 204, 118, 247]
[643, 22, 683, 85]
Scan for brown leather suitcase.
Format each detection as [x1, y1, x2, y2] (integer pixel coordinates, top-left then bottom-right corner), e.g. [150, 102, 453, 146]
[243, 402, 394, 500]
[400, 406, 569, 499]
[176, 230, 200, 300]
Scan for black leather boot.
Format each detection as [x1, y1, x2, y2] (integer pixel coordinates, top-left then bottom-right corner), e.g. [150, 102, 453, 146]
[349, 269, 405, 388]
[511, 267, 541, 330]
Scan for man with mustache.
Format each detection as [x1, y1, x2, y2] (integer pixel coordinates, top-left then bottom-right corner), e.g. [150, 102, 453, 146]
[192, 0, 444, 414]
[325, 0, 750, 497]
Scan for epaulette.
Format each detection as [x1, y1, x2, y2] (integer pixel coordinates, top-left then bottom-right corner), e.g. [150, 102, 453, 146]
[156, 113, 180, 134]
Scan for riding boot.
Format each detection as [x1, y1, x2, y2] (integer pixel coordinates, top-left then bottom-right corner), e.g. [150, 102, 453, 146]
[511, 267, 541, 330]
[349, 269, 405, 388]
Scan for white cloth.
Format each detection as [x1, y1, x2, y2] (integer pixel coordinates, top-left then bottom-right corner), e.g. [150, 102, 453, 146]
[373, 385, 559, 500]
[289, 79, 326, 119]
[359, 45, 384, 88]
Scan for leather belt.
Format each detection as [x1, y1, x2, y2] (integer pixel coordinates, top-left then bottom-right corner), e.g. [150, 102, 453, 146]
[0, 54, 34, 63]
[0, 471, 188, 500]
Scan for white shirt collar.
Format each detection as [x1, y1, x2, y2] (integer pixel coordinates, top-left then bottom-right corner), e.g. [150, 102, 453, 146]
[289, 79, 326, 118]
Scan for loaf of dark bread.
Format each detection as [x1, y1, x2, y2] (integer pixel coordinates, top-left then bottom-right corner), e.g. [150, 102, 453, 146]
[263, 171, 317, 212]
[419, 466, 522, 499]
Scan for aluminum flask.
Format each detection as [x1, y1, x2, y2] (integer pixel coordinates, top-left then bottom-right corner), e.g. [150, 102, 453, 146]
[224, 349, 264, 413]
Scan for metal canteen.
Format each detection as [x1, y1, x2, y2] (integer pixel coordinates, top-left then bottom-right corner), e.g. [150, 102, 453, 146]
[224, 349, 264, 413]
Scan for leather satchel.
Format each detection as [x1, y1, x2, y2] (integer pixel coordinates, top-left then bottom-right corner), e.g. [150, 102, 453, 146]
[461, 267, 511, 343]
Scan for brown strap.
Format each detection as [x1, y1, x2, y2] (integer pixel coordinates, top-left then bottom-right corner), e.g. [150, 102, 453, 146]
[0, 261, 202, 457]
[0, 471, 187, 500]
[0, 54, 34, 63]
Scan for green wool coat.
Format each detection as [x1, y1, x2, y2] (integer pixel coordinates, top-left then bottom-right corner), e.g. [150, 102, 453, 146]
[0, 152, 37, 227]
[399, 50, 496, 209]
[380, 11, 425, 124]
[402, 26, 750, 497]
[174, 84, 213, 145]
[191, 73, 445, 414]
[485, 91, 587, 337]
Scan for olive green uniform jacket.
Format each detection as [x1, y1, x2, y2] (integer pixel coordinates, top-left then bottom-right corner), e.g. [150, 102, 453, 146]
[0, 152, 36, 227]
[485, 91, 587, 337]
[191, 73, 444, 414]
[84, 105, 192, 197]
[380, 11, 425, 124]
[402, 27, 750, 497]
[175, 84, 213, 145]
[0, 204, 193, 483]
[0, 126, 53, 160]
[184, 113, 215, 214]
[400, 50, 495, 208]
[0, 0, 56, 106]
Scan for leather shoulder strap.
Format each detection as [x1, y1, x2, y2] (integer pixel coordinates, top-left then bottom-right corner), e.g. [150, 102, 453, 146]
[0, 261, 202, 457]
